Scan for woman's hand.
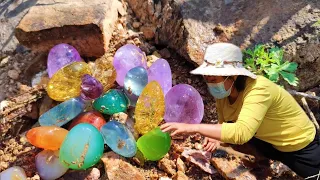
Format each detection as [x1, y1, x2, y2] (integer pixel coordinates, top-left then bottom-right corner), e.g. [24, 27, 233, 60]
[160, 123, 198, 136]
[203, 137, 220, 152]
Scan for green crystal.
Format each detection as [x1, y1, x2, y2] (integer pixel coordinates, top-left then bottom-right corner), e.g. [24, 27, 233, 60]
[137, 127, 171, 161]
[93, 89, 128, 115]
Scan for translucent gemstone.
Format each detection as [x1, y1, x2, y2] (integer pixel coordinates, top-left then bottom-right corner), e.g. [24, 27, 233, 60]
[113, 44, 147, 86]
[80, 74, 103, 101]
[39, 98, 85, 127]
[134, 81, 165, 134]
[148, 58, 172, 95]
[47, 43, 82, 78]
[47, 62, 92, 101]
[93, 89, 128, 115]
[124, 66, 148, 107]
[92, 55, 117, 92]
[26, 126, 68, 150]
[36, 150, 68, 180]
[100, 121, 137, 157]
[68, 111, 106, 130]
[164, 84, 204, 124]
[60, 123, 104, 170]
[137, 127, 171, 161]
[0, 166, 27, 180]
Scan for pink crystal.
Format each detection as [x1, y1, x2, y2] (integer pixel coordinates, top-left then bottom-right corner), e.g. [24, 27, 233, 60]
[164, 84, 204, 124]
[148, 58, 172, 95]
[47, 43, 82, 78]
[80, 74, 103, 100]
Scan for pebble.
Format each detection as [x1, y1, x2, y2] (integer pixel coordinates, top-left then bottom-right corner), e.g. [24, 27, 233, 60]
[159, 48, 171, 59]
[0, 56, 9, 67]
[133, 21, 141, 28]
[8, 69, 20, 80]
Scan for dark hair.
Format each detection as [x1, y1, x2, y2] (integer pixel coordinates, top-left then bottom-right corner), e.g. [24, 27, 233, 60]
[234, 76, 247, 92]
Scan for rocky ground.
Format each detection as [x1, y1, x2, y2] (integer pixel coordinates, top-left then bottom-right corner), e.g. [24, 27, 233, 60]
[0, 0, 319, 179]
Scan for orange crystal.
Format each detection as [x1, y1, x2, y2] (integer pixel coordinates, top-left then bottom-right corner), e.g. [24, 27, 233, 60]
[26, 126, 68, 150]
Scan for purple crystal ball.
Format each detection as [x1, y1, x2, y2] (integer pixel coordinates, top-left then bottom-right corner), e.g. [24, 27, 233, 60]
[148, 58, 172, 95]
[113, 44, 147, 86]
[47, 43, 82, 78]
[164, 84, 204, 124]
[80, 74, 103, 101]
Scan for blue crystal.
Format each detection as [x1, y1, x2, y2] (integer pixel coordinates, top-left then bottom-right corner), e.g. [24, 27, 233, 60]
[100, 121, 137, 157]
[39, 98, 85, 127]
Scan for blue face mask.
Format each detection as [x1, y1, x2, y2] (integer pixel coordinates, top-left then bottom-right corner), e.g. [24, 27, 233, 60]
[207, 77, 234, 99]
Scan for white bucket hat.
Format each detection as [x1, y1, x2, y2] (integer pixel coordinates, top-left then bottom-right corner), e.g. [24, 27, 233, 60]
[190, 43, 257, 79]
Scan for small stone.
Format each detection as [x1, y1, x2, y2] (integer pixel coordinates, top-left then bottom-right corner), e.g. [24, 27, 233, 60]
[152, 51, 162, 58]
[0, 56, 9, 67]
[133, 38, 142, 46]
[111, 112, 128, 124]
[117, 23, 124, 31]
[84, 168, 100, 180]
[24, 147, 32, 152]
[8, 70, 20, 80]
[272, 34, 282, 42]
[133, 21, 141, 29]
[182, 149, 216, 174]
[194, 143, 203, 150]
[159, 177, 172, 180]
[13, 149, 19, 155]
[158, 158, 176, 176]
[0, 150, 4, 155]
[176, 158, 187, 173]
[159, 48, 171, 59]
[140, 26, 156, 40]
[20, 136, 28, 144]
[172, 171, 188, 180]
[101, 152, 144, 180]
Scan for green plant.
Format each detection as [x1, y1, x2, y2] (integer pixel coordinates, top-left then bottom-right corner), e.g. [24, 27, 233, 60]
[243, 45, 299, 86]
[312, 20, 320, 27]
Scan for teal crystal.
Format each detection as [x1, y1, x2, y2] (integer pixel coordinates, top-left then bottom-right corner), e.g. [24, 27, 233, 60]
[93, 89, 128, 115]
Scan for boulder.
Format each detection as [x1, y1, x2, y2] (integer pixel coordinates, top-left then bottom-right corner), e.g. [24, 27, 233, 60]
[15, 0, 124, 57]
[101, 152, 145, 180]
[127, 0, 320, 91]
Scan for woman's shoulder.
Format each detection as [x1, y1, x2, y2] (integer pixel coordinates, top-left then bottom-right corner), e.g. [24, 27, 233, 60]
[244, 75, 279, 95]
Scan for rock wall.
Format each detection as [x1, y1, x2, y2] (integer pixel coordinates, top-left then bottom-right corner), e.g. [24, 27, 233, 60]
[127, 0, 320, 91]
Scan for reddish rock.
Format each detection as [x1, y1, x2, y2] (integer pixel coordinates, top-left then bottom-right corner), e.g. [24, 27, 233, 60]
[158, 157, 177, 176]
[172, 171, 188, 180]
[15, 0, 124, 58]
[181, 149, 216, 174]
[176, 158, 187, 173]
[101, 152, 145, 180]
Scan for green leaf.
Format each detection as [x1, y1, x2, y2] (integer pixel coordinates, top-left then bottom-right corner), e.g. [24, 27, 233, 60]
[312, 20, 320, 27]
[279, 71, 299, 86]
[280, 62, 298, 73]
[265, 64, 280, 82]
[269, 47, 283, 64]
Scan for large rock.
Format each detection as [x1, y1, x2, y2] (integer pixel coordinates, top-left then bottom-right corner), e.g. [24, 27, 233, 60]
[101, 152, 145, 180]
[127, 0, 320, 91]
[15, 0, 124, 57]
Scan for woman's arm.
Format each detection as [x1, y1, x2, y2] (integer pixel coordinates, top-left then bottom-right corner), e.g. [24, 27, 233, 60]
[160, 123, 222, 140]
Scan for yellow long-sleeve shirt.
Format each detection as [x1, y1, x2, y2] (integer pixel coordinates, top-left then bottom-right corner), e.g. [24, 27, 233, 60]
[217, 75, 316, 152]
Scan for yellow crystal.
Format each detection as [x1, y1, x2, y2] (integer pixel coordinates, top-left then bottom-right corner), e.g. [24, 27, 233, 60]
[134, 81, 165, 134]
[92, 54, 117, 92]
[47, 62, 92, 101]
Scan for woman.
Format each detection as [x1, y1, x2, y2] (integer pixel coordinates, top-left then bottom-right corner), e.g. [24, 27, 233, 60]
[160, 43, 320, 179]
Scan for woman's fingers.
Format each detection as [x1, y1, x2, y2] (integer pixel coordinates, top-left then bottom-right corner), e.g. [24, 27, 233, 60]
[202, 137, 208, 146]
